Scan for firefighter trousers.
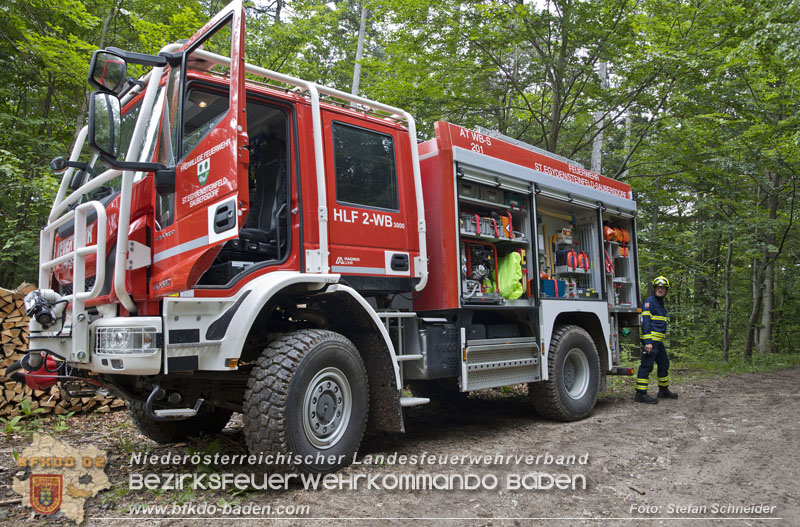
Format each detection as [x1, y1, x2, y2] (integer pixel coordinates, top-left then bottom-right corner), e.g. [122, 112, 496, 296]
[635, 341, 670, 392]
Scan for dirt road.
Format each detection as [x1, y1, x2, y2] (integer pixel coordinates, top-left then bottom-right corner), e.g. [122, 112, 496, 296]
[1, 368, 797, 526]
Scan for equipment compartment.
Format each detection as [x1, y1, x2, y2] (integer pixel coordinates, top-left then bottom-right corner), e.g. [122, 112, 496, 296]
[536, 196, 602, 300]
[602, 214, 637, 309]
[456, 175, 532, 306]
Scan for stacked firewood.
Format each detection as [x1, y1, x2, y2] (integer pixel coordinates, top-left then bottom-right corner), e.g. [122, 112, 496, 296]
[0, 284, 124, 418]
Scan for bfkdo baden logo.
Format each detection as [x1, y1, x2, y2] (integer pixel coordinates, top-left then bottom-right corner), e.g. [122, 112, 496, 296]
[13, 434, 110, 523]
[30, 474, 63, 514]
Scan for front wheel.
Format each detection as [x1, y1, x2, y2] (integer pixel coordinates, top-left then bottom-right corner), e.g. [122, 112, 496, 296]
[243, 330, 369, 474]
[528, 325, 600, 421]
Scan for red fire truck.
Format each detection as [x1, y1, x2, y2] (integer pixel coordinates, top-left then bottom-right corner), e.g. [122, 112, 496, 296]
[14, 1, 639, 473]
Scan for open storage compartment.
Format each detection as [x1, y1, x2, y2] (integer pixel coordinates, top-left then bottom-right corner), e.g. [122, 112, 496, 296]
[456, 166, 533, 307]
[536, 195, 602, 301]
[602, 212, 637, 309]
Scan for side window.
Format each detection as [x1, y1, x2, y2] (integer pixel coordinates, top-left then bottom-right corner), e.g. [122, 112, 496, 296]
[181, 88, 229, 156]
[333, 123, 398, 210]
[160, 66, 181, 167]
[117, 102, 141, 162]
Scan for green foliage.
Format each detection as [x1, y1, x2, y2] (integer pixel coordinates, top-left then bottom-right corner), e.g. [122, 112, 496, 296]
[186, 438, 222, 474]
[0, 415, 24, 436]
[0, 0, 798, 362]
[52, 411, 77, 432]
[19, 397, 46, 417]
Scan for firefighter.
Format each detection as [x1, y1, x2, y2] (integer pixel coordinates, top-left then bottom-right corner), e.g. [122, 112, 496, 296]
[634, 276, 678, 404]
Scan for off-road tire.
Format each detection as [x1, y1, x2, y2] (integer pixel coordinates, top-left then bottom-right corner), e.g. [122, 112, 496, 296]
[528, 324, 600, 421]
[243, 330, 368, 474]
[128, 401, 233, 444]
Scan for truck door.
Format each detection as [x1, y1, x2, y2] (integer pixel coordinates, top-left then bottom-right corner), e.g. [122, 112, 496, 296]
[324, 114, 419, 289]
[150, 2, 247, 295]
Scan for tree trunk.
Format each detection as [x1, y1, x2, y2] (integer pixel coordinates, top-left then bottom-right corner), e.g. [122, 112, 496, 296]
[648, 201, 658, 279]
[744, 258, 762, 360]
[722, 234, 733, 362]
[38, 81, 54, 138]
[75, 5, 116, 141]
[591, 63, 608, 174]
[351, 6, 368, 97]
[693, 207, 705, 328]
[546, 3, 570, 153]
[757, 169, 780, 354]
[758, 256, 774, 354]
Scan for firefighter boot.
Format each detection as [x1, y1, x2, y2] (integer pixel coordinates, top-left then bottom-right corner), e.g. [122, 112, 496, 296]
[634, 391, 658, 404]
[658, 386, 678, 399]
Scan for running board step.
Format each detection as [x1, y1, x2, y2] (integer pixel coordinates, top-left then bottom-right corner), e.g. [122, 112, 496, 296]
[463, 337, 540, 391]
[146, 382, 205, 420]
[153, 405, 203, 418]
[400, 396, 430, 407]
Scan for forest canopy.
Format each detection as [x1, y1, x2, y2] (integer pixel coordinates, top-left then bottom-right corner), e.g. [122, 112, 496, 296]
[0, 0, 797, 361]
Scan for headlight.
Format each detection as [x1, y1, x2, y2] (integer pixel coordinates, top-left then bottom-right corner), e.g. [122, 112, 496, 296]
[95, 327, 159, 355]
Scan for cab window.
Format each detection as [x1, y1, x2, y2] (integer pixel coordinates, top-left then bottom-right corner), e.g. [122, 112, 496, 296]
[181, 88, 229, 156]
[333, 123, 398, 211]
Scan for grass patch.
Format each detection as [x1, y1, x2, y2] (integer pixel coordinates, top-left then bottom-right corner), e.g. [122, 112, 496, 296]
[674, 353, 800, 375]
[600, 352, 800, 400]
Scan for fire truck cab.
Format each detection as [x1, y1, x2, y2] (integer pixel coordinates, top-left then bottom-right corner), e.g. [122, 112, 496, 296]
[20, 1, 639, 474]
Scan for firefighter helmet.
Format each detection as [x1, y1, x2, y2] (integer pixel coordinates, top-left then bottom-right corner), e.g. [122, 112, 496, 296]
[653, 276, 670, 288]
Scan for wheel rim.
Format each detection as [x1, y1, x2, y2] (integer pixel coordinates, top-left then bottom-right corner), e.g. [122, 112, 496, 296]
[563, 348, 590, 400]
[302, 367, 352, 449]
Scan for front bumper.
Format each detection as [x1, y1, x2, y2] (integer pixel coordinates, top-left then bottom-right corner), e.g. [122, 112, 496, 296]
[28, 316, 163, 375]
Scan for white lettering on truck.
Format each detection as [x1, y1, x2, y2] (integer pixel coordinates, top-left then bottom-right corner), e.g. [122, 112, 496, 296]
[332, 208, 405, 229]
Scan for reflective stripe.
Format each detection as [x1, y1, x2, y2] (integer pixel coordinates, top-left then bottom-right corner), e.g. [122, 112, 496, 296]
[641, 311, 651, 316]
[153, 235, 209, 263]
[640, 333, 652, 339]
[651, 336, 664, 341]
[651, 315, 668, 321]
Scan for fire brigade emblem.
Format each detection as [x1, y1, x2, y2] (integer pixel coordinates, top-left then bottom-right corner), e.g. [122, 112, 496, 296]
[198, 158, 211, 185]
[30, 474, 62, 514]
[13, 434, 110, 523]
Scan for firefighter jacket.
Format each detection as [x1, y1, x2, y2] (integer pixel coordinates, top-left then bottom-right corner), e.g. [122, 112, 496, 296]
[641, 295, 668, 346]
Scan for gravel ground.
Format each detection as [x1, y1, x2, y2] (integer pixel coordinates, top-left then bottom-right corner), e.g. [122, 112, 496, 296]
[1, 368, 797, 526]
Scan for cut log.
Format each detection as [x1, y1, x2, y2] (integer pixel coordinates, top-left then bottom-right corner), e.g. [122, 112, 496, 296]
[15, 283, 36, 295]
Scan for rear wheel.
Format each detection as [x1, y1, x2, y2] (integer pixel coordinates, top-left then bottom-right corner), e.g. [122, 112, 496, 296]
[528, 325, 600, 421]
[128, 401, 232, 444]
[243, 330, 368, 474]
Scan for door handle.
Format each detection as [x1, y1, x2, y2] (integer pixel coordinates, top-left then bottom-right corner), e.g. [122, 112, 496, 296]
[391, 253, 409, 271]
[214, 203, 235, 233]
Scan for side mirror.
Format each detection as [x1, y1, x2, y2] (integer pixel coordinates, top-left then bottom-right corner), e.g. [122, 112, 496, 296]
[50, 156, 98, 188]
[88, 92, 121, 159]
[50, 156, 68, 174]
[88, 50, 127, 94]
